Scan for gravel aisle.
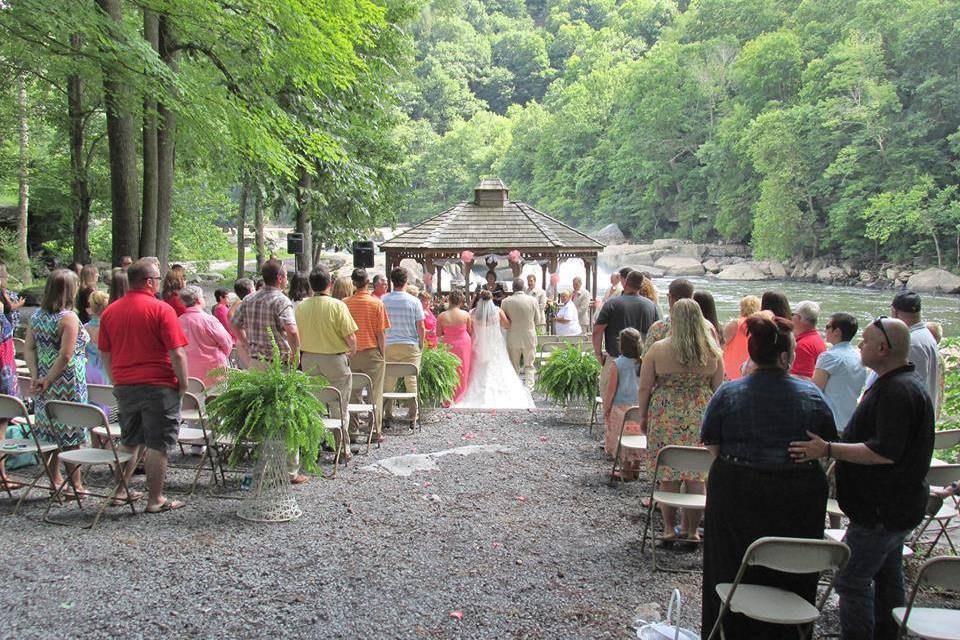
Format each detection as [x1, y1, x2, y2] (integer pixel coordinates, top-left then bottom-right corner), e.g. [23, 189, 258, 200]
[0, 406, 705, 639]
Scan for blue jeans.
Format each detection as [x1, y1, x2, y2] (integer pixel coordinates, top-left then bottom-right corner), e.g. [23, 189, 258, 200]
[837, 522, 909, 640]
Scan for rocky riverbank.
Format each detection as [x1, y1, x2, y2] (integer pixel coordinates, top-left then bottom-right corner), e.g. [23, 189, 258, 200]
[594, 225, 960, 295]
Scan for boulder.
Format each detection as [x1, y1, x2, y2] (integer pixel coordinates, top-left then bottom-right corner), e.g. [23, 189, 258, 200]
[594, 223, 626, 245]
[624, 264, 665, 278]
[906, 268, 960, 293]
[702, 258, 722, 274]
[816, 266, 847, 282]
[804, 258, 826, 279]
[653, 238, 686, 250]
[653, 255, 705, 276]
[716, 262, 771, 281]
[616, 250, 666, 266]
[885, 268, 900, 281]
[768, 260, 787, 279]
[20, 286, 43, 307]
[675, 243, 708, 259]
[317, 255, 347, 274]
[859, 270, 876, 283]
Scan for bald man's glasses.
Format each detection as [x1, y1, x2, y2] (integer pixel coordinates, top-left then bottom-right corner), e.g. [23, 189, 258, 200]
[872, 315, 893, 349]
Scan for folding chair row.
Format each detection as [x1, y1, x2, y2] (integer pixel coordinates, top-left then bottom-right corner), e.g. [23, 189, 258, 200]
[892, 555, 960, 640]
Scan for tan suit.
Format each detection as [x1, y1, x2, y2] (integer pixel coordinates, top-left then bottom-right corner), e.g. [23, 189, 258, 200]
[501, 293, 539, 388]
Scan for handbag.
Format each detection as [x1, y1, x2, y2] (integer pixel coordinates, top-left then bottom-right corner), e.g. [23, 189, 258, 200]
[636, 589, 700, 640]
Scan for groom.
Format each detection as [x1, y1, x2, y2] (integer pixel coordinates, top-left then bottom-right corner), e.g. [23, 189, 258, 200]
[502, 278, 540, 389]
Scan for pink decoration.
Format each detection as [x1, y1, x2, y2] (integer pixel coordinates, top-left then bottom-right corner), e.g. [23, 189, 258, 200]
[423, 272, 433, 286]
[508, 249, 521, 262]
[550, 273, 560, 285]
[460, 250, 474, 262]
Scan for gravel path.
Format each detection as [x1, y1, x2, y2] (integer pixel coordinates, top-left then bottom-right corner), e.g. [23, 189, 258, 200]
[0, 405, 706, 639]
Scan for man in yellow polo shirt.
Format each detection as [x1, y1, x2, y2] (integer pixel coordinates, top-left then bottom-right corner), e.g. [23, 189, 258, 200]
[296, 266, 358, 459]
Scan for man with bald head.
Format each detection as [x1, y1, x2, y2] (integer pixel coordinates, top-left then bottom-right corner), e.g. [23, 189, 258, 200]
[790, 317, 934, 640]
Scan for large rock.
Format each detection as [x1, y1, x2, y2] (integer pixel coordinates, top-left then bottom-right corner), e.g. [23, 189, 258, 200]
[594, 223, 626, 245]
[716, 262, 771, 281]
[652, 238, 685, 250]
[675, 243, 708, 259]
[768, 260, 787, 279]
[615, 249, 666, 267]
[702, 258, 722, 274]
[906, 268, 960, 293]
[816, 266, 847, 282]
[654, 255, 705, 276]
[624, 264, 665, 278]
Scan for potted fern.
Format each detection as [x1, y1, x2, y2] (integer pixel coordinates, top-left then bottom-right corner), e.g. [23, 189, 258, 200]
[416, 343, 461, 421]
[206, 335, 334, 522]
[535, 342, 601, 424]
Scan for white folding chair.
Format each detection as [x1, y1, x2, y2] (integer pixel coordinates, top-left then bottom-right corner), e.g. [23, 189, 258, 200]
[312, 386, 346, 478]
[892, 555, 960, 639]
[176, 392, 218, 495]
[909, 464, 960, 558]
[348, 372, 376, 453]
[706, 536, 850, 640]
[588, 393, 603, 436]
[87, 383, 121, 445]
[13, 338, 28, 375]
[0, 394, 59, 514]
[186, 377, 206, 397]
[931, 429, 960, 467]
[383, 362, 419, 432]
[639, 445, 712, 572]
[608, 406, 647, 485]
[41, 401, 137, 529]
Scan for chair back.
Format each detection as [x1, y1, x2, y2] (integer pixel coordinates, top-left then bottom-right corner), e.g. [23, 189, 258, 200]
[926, 464, 960, 489]
[917, 555, 960, 590]
[0, 394, 30, 422]
[542, 342, 562, 354]
[385, 362, 418, 379]
[312, 387, 344, 419]
[12, 337, 25, 358]
[45, 400, 127, 467]
[186, 377, 206, 395]
[623, 406, 642, 425]
[350, 372, 373, 398]
[182, 391, 204, 415]
[745, 537, 850, 574]
[933, 429, 960, 451]
[87, 383, 117, 409]
[653, 445, 712, 480]
[537, 334, 562, 347]
[17, 376, 33, 401]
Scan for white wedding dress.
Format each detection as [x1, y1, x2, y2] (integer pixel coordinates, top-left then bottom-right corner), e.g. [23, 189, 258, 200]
[454, 299, 535, 409]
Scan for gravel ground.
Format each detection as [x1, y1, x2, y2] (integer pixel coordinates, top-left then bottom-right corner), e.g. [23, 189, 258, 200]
[1, 404, 954, 639]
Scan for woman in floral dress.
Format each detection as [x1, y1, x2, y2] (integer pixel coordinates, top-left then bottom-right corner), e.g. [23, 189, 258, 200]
[25, 269, 89, 495]
[637, 299, 723, 543]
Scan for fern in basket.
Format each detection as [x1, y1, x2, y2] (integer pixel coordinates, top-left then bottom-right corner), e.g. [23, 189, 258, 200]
[535, 342, 601, 406]
[206, 332, 334, 473]
[417, 343, 461, 408]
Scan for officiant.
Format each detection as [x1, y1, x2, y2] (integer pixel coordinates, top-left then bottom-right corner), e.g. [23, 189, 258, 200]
[472, 270, 506, 308]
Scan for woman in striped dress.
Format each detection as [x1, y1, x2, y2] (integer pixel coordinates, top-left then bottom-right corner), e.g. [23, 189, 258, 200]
[25, 269, 90, 495]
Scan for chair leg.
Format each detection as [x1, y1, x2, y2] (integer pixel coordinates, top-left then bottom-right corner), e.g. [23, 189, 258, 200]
[41, 477, 71, 525]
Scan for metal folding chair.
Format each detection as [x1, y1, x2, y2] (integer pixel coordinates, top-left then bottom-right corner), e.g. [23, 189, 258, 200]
[311, 387, 346, 478]
[892, 555, 960, 639]
[176, 392, 219, 495]
[383, 362, 419, 432]
[706, 536, 850, 640]
[186, 377, 206, 397]
[608, 406, 647, 485]
[0, 394, 60, 514]
[41, 401, 137, 529]
[909, 464, 960, 558]
[87, 383, 121, 446]
[931, 429, 960, 467]
[639, 445, 712, 572]
[348, 372, 377, 453]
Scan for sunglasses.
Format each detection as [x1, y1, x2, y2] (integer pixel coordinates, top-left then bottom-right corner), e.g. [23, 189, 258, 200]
[872, 315, 893, 349]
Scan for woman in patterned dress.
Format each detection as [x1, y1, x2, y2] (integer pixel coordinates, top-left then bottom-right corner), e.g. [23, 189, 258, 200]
[24, 269, 90, 495]
[0, 263, 24, 487]
[637, 299, 723, 544]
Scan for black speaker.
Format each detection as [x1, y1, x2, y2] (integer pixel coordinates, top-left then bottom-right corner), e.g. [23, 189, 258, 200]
[286, 232, 304, 255]
[353, 241, 375, 268]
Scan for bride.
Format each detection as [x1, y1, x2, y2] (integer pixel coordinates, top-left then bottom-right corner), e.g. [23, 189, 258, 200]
[455, 290, 535, 409]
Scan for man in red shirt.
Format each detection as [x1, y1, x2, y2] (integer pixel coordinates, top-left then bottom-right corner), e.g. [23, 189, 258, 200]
[791, 300, 827, 379]
[99, 258, 189, 513]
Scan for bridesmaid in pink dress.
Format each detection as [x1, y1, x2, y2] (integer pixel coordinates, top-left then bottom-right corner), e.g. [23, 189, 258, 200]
[436, 290, 474, 402]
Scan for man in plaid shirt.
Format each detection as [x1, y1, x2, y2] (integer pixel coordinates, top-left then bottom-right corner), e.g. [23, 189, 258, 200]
[382, 267, 425, 426]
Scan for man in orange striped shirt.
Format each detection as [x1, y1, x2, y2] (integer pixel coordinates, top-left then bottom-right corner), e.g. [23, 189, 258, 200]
[344, 268, 390, 439]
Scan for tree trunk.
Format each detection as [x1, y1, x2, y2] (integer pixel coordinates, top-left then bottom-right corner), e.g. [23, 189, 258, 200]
[67, 42, 91, 266]
[139, 9, 159, 259]
[254, 188, 266, 271]
[155, 15, 179, 271]
[931, 230, 942, 269]
[95, 0, 141, 265]
[16, 75, 31, 285]
[295, 167, 313, 272]
[236, 180, 249, 278]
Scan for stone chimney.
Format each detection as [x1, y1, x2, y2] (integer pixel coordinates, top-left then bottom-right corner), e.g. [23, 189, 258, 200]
[474, 178, 509, 207]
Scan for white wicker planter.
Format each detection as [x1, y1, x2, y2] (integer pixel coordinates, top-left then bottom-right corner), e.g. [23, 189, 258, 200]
[237, 439, 302, 523]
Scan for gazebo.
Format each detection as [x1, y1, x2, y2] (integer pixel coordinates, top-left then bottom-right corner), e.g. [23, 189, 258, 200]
[380, 178, 605, 302]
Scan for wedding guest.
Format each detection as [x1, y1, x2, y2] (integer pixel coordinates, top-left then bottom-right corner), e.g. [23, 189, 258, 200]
[593, 270, 658, 399]
[288, 271, 312, 309]
[0, 263, 23, 396]
[232, 260, 304, 483]
[887, 290, 939, 408]
[554, 290, 582, 336]
[99, 259, 188, 511]
[416, 290, 438, 348]
[83, 291, 110, 385]
[229, 277, 254, 324]
[643, 278, 694, 350]
[212, 288, 235, 343]
[332, 276, 354, 301]
[24, 269, 90, 497]
[68, 262, 83, 277]
[161, 265, 187, 316]
[297, 266, 358, 458]
[694, 291, 722, 345]
[473, 271, 505, 307]
[760, 290, 791, 319]
[789, 318, 934, 640]
[371, 274, 388, 299]
[790, 300, 826, 378]
[382, 267, 425, 427]
[524, 273, 547, 330]
[77, 264, 99, 324]
[722, 295, 760, 380]
[638, 273, 662, 318]
[639, 299, 723, 544]
[108, 268, 128, 304]
[814, 312, 867, 433]
[118, 255, 133, 271]
[701, 314, 838, 638]
[599, 271, 622, 308]
[437, 289, 473, 403]
[178, 286, 232, 387]
[927, 321, 946, 420]
[501, 278, 540, 389]
[602, 327, 643, 480]
[344, 268, 390, 439]
[571, 276, 591, 328]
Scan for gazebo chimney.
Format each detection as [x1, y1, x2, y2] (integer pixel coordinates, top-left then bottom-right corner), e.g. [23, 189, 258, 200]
[474, 177, 509, 207]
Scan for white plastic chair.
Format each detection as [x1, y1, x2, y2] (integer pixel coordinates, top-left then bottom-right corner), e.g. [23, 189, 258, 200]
[892, 555, 960, 639]
[348, 372, 376, 453]
[312, 386, 346, 478]
[706, 536, 851, 640]
[608, 406, 647, 485]
[639, 445, 712, 572]
[41, 401, 137, 529]
[382, 362, 419, 432]
[0, 394, 59, 514]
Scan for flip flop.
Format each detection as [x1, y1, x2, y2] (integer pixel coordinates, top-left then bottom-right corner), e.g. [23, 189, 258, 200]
[111, 490, 143, 506]
[146, 499, 186, 514]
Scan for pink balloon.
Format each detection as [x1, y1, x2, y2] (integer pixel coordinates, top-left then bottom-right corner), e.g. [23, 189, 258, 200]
[460, 250, 474, 262]
[508, 249, 521, 262]
[550, 273, 560, 285]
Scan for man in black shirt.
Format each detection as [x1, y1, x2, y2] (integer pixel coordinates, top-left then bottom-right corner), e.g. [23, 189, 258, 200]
[789, 317, 934, 640]
[592, 270, 659, 398]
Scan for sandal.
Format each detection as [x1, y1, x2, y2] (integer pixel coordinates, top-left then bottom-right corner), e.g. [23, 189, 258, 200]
[146, 498, 186, 514]
[111, 490, 143, 506]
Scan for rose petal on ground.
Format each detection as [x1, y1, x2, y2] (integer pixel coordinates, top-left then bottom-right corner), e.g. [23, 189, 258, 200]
[450, 611, 463, 620]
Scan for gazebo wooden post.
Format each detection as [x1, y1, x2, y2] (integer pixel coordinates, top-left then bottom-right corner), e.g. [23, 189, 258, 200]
[435, 264, 443, 294]
[384, 252, 393, 291]
[588, 256, 598, 325]
[424, 257, 434, 293]
[464, 259, 473, 294]
[540, 262, 548, 291]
